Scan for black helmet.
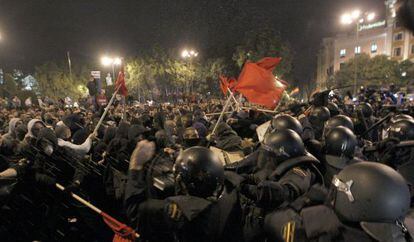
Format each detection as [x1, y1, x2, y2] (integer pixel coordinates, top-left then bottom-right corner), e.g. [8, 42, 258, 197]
[356, 102, 373, 118]
[309, 106, 330, 124]
[262, 129, 305, 164]
[388, 119, 414, 141]
[174, 147, 224, 198]
[327, 102, 340, 116]
[324, 115, 354, 138]
[324, 127, 357, 169]
[271, 114, 303, 136]
[332, 162, 410, 224]
[390, 114, 413, 124]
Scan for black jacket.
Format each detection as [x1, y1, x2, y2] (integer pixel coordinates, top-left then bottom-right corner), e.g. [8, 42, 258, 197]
[124, 170, 244, 242]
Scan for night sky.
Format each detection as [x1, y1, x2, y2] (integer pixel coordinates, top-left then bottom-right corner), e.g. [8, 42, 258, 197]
[0, 0, 381, 81]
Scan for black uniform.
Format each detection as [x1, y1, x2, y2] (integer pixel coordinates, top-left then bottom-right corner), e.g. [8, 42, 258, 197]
[124, 170, 243, 242]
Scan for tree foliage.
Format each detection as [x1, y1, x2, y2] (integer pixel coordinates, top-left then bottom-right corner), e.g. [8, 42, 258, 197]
[333, 54, 411, 88]
[233, 28, 293, 78]
[34, 62, 88, 99]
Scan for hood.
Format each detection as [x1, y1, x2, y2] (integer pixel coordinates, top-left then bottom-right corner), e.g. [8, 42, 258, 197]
[26, 119, 45, 138]
[103, 127, 117, 144]
[6, 118, 21, 138]
[116, 122, 130, 139]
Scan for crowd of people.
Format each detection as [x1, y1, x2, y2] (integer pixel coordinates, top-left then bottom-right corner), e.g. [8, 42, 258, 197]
[0, 85, 413, 242]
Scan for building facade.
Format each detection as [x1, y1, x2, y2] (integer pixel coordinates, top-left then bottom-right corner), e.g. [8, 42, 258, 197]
[316, 0, 414, 89]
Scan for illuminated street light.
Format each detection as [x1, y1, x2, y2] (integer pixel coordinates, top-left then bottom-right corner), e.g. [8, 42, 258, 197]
[339, 9, 376, 95]
[181, 49, 198, 59]
[351, 9, 361, 19]
[113, 57, 122, 65]
[100, 55, 122, 80]
[367, 12, 376, 22]
[181, 49, 199, 93]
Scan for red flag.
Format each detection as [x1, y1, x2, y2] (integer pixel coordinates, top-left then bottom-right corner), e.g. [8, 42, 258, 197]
[115, 67, 128, 96]
[219, 76, 237, 95]
[102, 211, 136, 242]
[219, 76, 229, 95]
[233, 57, 285, 109]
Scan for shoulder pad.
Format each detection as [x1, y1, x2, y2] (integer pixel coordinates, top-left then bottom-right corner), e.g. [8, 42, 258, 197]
[271, 155, 320, 179]
[301, 205, 341, 239]
[167, 195, 212, 221]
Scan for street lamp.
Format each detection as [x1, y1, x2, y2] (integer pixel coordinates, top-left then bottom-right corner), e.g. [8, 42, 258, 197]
[101, 55, 122, 80]
[181, 49, 198, 93]
[340, 9, 376, 95]
[181, 49, 198, 59]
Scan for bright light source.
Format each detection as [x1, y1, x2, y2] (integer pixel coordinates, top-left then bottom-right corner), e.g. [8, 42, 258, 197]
[341, 13, 353, 25]
[194, 52, 198, 57]
[113, 57, 122, 65]
[101, 56, 113, 66]
[351, 9, 361, 19]
[402, 72, 407, 77]
[367, 12, 376, 22]
[190, 50, 195, 55]
[181, 50, 189, 58]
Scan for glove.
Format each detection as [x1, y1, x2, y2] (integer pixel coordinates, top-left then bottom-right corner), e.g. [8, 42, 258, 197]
[376, 137, 400, 151]
[63, 182, 80, 197]
[241, 184, 258, 201]
[256, 181, 286, 208]
[35, 173, 56, 186]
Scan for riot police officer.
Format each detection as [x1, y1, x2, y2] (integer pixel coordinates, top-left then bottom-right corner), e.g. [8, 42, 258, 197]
[264, 162, 412, 242]
[125, 142, 243, 242]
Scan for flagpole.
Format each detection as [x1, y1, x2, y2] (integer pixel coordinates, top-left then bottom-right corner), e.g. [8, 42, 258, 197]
[55, 183, 139, 238]
[227, 88, 240, 111]
[93, 86, 120, 135]
[211, 91, 234, 136]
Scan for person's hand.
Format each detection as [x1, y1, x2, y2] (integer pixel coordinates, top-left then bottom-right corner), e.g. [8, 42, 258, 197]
[164, 147, 175, 155]
[88, 132, 97, 140]
[130, 140, 156, 171]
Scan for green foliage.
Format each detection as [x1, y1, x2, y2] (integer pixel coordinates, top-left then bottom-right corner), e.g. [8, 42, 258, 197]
[34, 62, 86, 99]
[233, 29, 293, 78]
[333, 54, 408, 88]
[125, 47, 229, 99]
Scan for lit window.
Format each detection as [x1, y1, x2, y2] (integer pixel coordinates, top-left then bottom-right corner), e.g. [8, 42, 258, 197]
[371, 43, 378, 53]
[394, 47, 402, 57]
[394, 32, 403, 41]
[355, 46, 361, 54]
[340, 49, 346, 58]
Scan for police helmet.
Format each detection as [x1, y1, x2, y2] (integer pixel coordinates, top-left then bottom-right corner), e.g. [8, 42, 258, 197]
[324, 115, 354, 138]
[332, 162, 410, 224]
[327, 102, 340, 117]
[324, 126, 357, 169]
[356, 102, 373, 118]
[174, 147, 224, 198]
[309, 106, 331, 125]
[388, 119, 414, 141]
[262, 129, 305, 164]
[271, 114, 303, 136]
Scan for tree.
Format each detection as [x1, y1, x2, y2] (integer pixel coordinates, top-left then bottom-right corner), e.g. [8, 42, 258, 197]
[333, 54, 400, 89]
[233, 28, 293, 79]
[34, 62, 85, 99]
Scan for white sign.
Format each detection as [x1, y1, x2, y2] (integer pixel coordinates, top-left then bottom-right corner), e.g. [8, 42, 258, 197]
[209, 146, 244, 165]
[91, 71, 101, 79]
[256, 121, 271, 142]
[359, 20, 386, 31]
